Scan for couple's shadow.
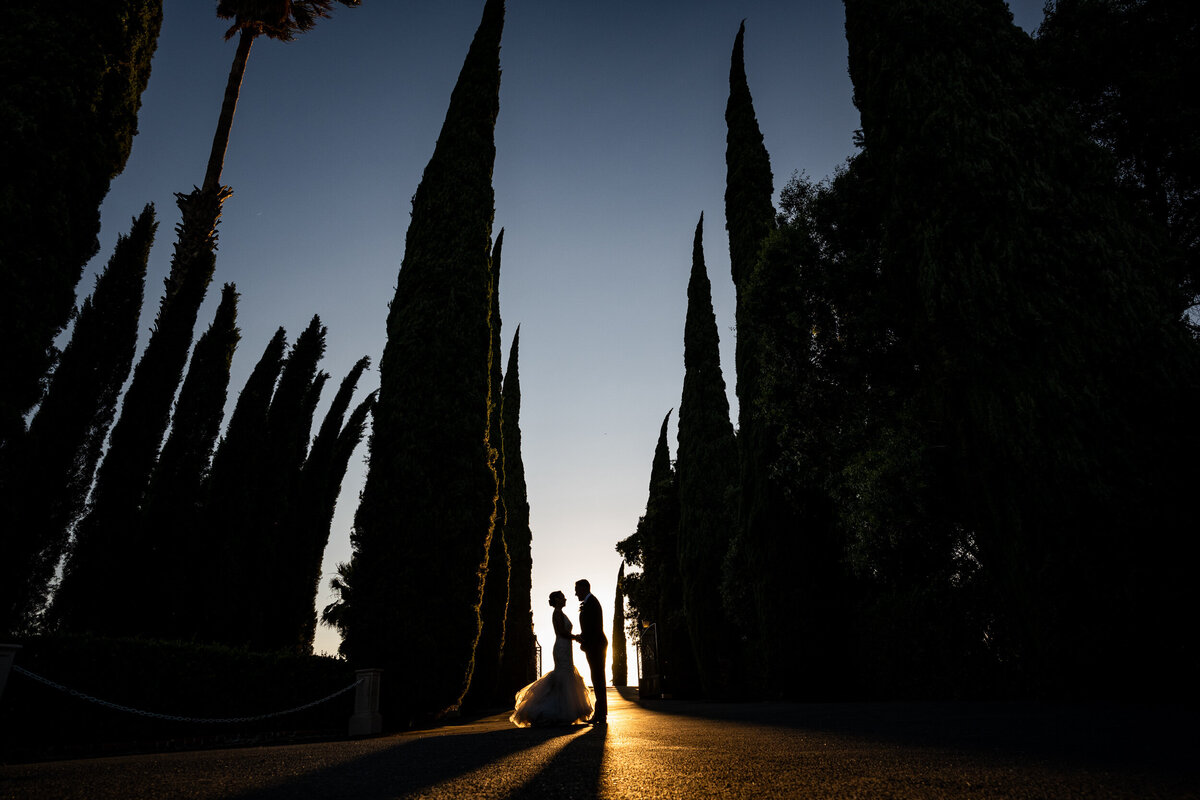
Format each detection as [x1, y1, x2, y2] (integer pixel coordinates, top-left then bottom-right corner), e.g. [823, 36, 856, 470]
[227, 719, 607, 800]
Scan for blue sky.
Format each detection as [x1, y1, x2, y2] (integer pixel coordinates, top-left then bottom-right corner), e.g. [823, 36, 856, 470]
[88, 0, 1047, 670]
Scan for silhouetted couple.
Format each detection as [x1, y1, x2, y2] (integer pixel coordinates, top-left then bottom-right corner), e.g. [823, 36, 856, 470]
[510, 579, 608, 727]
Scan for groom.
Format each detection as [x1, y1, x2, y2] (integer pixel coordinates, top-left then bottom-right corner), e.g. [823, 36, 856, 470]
[574, 578, 608, 724]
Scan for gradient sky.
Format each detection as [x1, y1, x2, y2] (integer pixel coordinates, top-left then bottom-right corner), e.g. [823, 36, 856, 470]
[88, 0, 1047, 673]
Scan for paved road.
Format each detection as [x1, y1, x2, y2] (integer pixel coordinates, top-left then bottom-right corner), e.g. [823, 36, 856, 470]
[2, 689, 1195, 799]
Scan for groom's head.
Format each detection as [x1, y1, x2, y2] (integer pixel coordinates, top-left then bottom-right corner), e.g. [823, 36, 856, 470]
[574, 579, 590, 601]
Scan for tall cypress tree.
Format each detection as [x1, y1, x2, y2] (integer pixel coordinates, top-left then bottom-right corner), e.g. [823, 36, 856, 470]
[612, 563, 628, 688]
[723, 21, 805, 693]
[348, 0, 504, 720]
[283, 355, 373, 653]
[845, 0, 1200, 696]
[675, 213, 739, 697]
[194, 327, 287, 641]
[0, 0, 162, 447]
[0, 206, 156, 636]
[51, 183, 230, 636]
[244, 315, 328, 651]
[618, 412, 698, 697]
[466, 231, 509, 708]
[141, 283, 241, 638]
[498, 328, 537, 698]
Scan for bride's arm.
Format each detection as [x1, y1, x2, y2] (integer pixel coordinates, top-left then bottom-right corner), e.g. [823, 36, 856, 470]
[552, 610, 570, 638]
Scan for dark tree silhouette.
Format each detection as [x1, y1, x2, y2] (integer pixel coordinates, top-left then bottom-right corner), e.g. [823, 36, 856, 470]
[845, 0, 1200, 697]
[284, 357, 374, 653]
[675, 213, 739, 697]
[347, 0, 505, 721]
[207, 0, 361, 195]
[0, 207, 156, 636]
[498, 328, 537, 699]
[245, 315, 328, 651]
[723, 21, 808, 694]
[466, 231, 509, 709]
[50, 185, 231, 636]
[1038, 0, 1200, 311]
[611, 563, 628, 688]
[617, 411, 698, 698]
[194, 327, 287, 640]
[0, 1, 161, 448]
[141, 283, 241, 638]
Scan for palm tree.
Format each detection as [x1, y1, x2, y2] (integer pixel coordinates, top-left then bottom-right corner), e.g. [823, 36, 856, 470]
[205, 0, 361, 193]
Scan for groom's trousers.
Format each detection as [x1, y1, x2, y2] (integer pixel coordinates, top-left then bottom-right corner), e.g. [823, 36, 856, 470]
[586, 647, 607, 720]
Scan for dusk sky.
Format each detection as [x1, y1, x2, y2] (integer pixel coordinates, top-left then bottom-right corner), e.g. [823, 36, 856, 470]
[87, 1, 1047, 671]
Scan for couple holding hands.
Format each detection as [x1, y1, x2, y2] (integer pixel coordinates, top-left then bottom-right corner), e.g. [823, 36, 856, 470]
[510, 579, 608, 727]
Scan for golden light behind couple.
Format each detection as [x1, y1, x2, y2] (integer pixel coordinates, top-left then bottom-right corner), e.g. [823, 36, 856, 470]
[510, 579, 609, 727]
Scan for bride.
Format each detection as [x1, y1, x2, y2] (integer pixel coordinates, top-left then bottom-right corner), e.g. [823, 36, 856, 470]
[510, 590, 594, 727]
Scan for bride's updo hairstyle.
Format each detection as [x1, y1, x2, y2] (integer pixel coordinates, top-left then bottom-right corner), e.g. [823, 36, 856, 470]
[548, 590, 566, 608]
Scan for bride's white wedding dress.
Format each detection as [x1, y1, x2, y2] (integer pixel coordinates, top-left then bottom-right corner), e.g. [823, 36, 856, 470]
[510, 609, 594, 727]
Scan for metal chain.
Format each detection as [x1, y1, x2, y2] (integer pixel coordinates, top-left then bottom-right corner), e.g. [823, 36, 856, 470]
[12, 665, 361, 724]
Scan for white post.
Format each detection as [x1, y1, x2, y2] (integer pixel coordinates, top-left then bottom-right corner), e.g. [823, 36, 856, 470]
[348, 668, 383, 736]
[0, 644, 20, 704]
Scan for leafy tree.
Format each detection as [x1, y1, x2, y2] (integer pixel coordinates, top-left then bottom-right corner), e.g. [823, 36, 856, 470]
[675, 213, 740, 697]
[0, 1, 161, 447]
[844, 0, 1200, 697]
[0, 207, 156, 636]
[347, 0, 505, 721]
[611, 563, 628, 687]
[466, 231, 509, 709]
[321, 559, 356, 656]
[498, 328, 537, 698]
[1037, 0, 1200, 311]
[141, 283, 241, 638]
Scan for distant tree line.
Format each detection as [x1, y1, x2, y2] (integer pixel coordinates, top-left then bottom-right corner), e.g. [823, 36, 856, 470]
[618, 0, 1199, 701]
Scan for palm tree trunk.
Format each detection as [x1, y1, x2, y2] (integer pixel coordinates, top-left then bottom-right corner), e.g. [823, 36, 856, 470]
[203, 28, 255, 194]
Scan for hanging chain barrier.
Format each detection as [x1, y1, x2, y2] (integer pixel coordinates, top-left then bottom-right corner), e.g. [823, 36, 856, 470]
[12, 665, 361, 724]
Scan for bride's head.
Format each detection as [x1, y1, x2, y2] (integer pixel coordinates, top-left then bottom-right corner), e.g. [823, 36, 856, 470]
[548, 591, 566, 608]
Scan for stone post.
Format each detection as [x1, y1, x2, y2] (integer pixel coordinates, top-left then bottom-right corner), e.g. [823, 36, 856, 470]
[0, 644, 20, 704]
[349, 668, 383, 736]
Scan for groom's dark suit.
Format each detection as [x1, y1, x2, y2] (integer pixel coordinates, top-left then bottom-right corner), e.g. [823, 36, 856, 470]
[578, 594, 608, 721]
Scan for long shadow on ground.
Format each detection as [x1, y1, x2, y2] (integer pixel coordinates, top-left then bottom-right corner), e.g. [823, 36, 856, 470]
[623, 688, 1196, 775]
[226, 723, 580, 800]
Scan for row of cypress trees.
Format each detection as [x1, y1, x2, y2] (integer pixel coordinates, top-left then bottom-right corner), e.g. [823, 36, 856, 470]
[0, 2, 373, 657]
[620, 0, 1198, 701]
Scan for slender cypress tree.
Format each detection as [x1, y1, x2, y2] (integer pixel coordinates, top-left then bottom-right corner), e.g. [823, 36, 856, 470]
[465, 231, 509, 708]
[498, 328, 537, 698]
[619, 412, 698, 697]
[347, 0, 504, 720]
[144, 284, 241, 524]
[283, 356, 373, 652]
[845, 0, 1200, 696]
[51, 182, 230, 635]
[612, 563, 628, 688]
[141, 283, 241, 638]
[0, 206, 156, 636]
[242, 316, 328, 650]
[0, 0, 162, 447]
[675, 213, 739, 697]
[723, 20, 802, 693]
[194, 327, 287, 640]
